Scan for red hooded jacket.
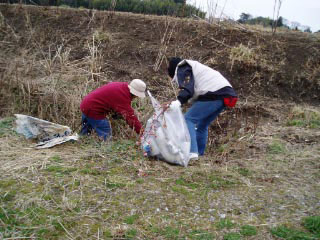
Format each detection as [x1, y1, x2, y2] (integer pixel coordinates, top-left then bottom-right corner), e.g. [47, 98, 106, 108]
[80, 82, 142, 134]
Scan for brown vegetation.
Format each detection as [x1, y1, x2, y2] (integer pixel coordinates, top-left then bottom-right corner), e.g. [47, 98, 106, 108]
[1, 4, 319, 144]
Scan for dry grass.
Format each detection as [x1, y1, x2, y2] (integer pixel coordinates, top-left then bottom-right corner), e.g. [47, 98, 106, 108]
[229, 44, 258, 71]
[228, 43, 271, 72]
[286, 106, 320, 129]
[153, 18, 177, 72]
[0, 8, 108, 129]
[1, 101, 320, 239]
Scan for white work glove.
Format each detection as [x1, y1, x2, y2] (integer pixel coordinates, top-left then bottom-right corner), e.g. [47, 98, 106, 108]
[169, 100, 181, 109]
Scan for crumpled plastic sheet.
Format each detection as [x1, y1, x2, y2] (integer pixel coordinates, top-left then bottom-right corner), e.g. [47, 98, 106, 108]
[34, 135, 79, 149]
[14, 114, 78, 149]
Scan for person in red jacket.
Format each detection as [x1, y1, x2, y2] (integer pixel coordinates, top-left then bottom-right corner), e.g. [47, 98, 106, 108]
[80, 79, 146, 140]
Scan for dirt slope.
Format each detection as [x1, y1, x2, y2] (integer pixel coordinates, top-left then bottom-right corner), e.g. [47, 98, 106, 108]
[1, 5, 320, 112]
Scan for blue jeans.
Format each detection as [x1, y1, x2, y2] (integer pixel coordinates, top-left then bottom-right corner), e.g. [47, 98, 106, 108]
[185, 100, 225, 155]
[80, 114, 112, 140]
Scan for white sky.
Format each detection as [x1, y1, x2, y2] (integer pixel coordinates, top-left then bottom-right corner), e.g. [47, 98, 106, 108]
[188, 0, 320, 32]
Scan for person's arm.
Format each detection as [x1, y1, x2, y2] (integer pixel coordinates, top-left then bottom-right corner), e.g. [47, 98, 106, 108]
[176, 63, 195, 105]
[114, 104, 142, 135]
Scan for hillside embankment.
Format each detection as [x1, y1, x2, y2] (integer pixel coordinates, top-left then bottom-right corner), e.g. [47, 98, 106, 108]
[0, 4, 320, 125]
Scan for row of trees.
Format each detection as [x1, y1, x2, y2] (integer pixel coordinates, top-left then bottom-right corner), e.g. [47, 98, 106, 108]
[238, 13, 285, 28]
[238, 13, 315, 33]
[7, 0, 205, 18]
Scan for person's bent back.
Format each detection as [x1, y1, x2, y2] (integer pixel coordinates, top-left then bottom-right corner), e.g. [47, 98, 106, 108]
[80, 79, 146, 140]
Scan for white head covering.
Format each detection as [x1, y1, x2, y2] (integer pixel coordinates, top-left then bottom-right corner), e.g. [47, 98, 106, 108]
[128, 79, 146, 98]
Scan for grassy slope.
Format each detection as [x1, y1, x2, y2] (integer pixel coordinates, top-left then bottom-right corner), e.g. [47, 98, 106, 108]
[1, 106, 320, 239]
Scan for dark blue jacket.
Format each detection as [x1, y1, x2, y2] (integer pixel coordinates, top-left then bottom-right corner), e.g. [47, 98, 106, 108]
[176, 63, 237, 105]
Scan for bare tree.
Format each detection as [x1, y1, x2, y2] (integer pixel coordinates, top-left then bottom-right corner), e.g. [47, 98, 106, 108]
[272, 0, 283, 34]
[220, 0, 228, 17]
[206, 0, 228, 24]
[291, 21, 301, 30]
[207, 0, 217, 23]
[108, 0, 117, 18]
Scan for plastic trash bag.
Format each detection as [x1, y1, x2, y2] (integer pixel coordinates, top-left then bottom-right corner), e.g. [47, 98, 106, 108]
[34, 135, 79, 149]
[14, 114, 78, 149]
[141, 91, 191, 167]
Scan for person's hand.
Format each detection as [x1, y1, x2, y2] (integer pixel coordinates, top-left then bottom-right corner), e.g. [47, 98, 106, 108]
[136, 129, 144, 146]
[169, 100, 181, 109]
[139, 127, 144, 136]
[161, 101, 171, 111]
[136, 137, 142, 147]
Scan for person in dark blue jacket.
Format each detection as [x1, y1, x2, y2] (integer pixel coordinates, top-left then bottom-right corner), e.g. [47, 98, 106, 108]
[168, 57, 237, 160]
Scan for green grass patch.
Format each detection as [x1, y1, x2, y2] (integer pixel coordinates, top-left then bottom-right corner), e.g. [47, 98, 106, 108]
[236, 168, 252, 177]
[217, 144, 228, 153]
[270, 225, 315, 239]
[303, 216, 320, 236]
[216, 218, 236, 230]
[103, 229, 113, 238]
[287, 118, 320, 129]
[287, 119, 305, 127]
[175, 177, 199, 189]
[36, 228, 52, 237]
[150, 226, 180, 239]
[0, 117, 14, 136]
[126, 228, 138, 238]
[0, 179, 17, 188]
[267, 140, 286, 154]
[188, 230, 215, 239]
[136, 178, 144, 184]
[1, 190, 17, 202]
[105, 181, 126, 189]
[224, 232, 242, 240]
[80, 168, 102, 176]
[310, 119, 320, 129]
[46, 165, 77, 175]
[0, 204, 66, 239]
[171, 185, 192, 196]
[240, 225, 257, 236]
[124, 214, 139, 224]
[208, 175, 236, 189]
[50, 155, 63, 163]
[162, 226, 180, 239]
[112, 140, 135, 152]
[24, 206, 48, 225]
[51, 219, 66, 232]
[287, 107, 320, 129]
[0, 207, 20, 228]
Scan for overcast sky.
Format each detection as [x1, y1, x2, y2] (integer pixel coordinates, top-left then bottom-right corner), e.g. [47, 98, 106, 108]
[189, 0, 320, 32]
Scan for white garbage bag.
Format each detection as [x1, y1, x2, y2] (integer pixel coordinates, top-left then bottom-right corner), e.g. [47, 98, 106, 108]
[14, 114, 78, 149]
[141, 92, 191, 167]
